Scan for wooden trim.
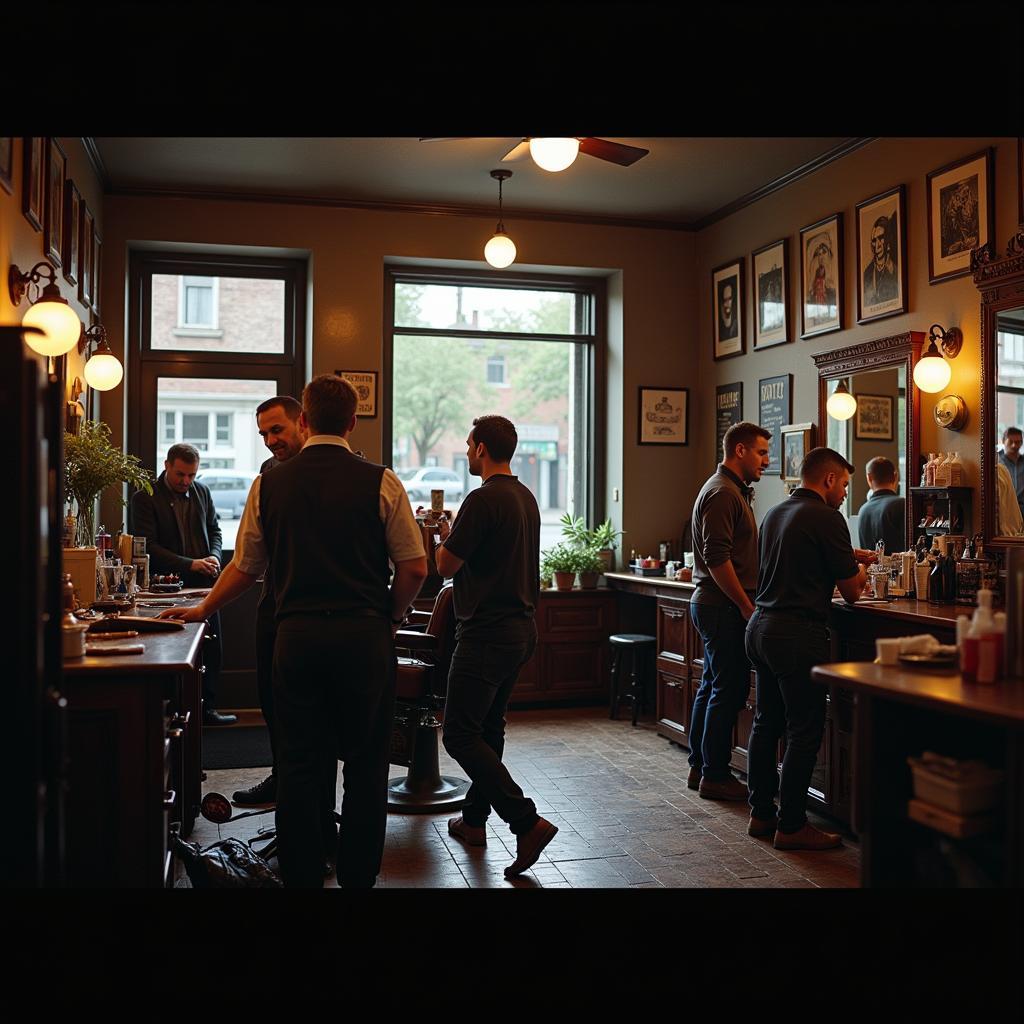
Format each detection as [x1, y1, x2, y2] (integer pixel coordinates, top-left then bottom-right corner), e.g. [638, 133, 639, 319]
[81, 136, 109, 190]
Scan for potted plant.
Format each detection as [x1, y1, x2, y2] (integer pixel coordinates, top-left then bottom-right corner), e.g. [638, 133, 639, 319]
[65, 420, 154, 548]
[559, 513, 624, 572]
[576, 546, 606, 589]
[541, 542, 580, 590]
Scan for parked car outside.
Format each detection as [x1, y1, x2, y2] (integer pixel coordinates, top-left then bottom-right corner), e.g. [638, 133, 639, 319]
[396, 466, 465, 503]
[196, 469, 257, 520]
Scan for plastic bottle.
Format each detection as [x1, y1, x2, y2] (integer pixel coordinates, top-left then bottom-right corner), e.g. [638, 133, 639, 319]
[924, 453, 936, 486]
[977, 611, 1008, 685]
[961, 590, 995, 682]
[948, 452, 964, 486]
[934, 452, 950, 487]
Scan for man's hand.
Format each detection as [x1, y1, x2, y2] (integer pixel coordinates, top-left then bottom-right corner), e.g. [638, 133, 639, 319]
[436, 514, 451, 543]
[157, 603, 208, 623]
[853, 548, 879, 565]
[191, 556, 221, 578]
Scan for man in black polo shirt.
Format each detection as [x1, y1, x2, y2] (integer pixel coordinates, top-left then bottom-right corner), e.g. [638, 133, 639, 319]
[435, 415, 558, 878]
[857, 456, 905, 555]
[745, 447, 875, 850]
[688, 421, 771, 801]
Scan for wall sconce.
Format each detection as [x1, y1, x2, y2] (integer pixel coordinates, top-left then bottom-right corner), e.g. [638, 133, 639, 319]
[483, 169, 517, 269]
[8, 261, 82, 357]
[826, 378, 857, 421]
[913, 323, 962, 394]
[79, 323, 123, 391]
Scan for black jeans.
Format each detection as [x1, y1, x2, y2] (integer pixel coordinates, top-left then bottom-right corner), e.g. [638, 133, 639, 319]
[273, 614, 394, 888]
[744, 608, 830, 833]
[442, 630, 539, 835]
[688, 600, 751, 781]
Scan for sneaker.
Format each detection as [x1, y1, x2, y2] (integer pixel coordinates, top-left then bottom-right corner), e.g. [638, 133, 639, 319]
[773, 822, 843, 851]
[504, 817, 559, 878]
[748, 813, 778, 838]
[448, 815, 486, 847]
[203, 709, 238, 726]
[686, 766, 701, 790]
[232, 774, 277, 806]
[698, 775, 749, 801]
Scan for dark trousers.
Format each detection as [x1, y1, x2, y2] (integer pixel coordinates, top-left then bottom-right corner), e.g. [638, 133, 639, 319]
[201, 610, 222, 706]
[687, 600, 751, 781]
[744, 609, 830, 833]
[442, 630, 539, 835]
[273, 614, 395, 888]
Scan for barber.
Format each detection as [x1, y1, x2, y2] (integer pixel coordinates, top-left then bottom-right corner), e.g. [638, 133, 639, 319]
[161, 375, 427, 887]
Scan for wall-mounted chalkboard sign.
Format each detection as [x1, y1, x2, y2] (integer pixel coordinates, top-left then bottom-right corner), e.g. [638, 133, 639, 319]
[715, 382, 743, 462]
[758, 374, 792, 474]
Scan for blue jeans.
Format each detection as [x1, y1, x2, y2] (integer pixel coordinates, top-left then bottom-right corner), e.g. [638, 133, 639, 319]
[688, 600, 752, 781]
[744, 609, 830, 833]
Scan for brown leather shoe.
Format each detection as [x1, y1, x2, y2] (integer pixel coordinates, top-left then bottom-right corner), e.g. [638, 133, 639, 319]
[448, 815, 486, 847]
[773, 822, 842, 850]
[748, 814, 778, 838]
[698, 775, 749, 801]
[687, 766, 701, 790]
[504, 817, 559, 877]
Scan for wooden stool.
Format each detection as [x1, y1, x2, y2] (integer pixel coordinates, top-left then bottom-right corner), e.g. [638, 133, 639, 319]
[609, 633, 656, 726]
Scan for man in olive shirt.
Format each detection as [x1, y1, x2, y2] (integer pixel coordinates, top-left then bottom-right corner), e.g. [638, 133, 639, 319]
[745, 448, 875, 850]
[436, 415, 559, 878]
[688, 422, 771, 800]
[857, 456, 905, 555]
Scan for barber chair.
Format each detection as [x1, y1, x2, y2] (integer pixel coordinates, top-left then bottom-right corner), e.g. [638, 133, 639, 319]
[388, 582, 470, 812]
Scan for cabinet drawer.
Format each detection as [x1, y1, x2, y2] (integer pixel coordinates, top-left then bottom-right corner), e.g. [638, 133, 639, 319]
[541, 597, 613, 634]
[657, 669, 688, 734]
[657, 598, 690, 661]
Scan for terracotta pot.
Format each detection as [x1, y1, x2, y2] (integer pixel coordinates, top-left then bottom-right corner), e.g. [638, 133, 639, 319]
[578, 571, 600, 589]
[553, 571, 577, 590]
[597, 549, 615, 572]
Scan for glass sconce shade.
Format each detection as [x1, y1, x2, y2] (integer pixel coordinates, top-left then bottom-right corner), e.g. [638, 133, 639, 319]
[22, 298, 82, 356]
[484, 231, 517, 269]
[913, 349, 952, 393]
[84, 351, 123, 390]
[826, 380, 857, 421]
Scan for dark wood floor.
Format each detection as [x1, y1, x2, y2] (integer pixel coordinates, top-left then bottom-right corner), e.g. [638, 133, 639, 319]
[184, 706, 860, 888]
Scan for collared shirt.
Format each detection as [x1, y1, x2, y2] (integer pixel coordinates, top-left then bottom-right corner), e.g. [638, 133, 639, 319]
[163, 477, 208, 559]
[998, 449, 1024, 510]
[856, 487, 905, 555]
[232, 435, 424, 577]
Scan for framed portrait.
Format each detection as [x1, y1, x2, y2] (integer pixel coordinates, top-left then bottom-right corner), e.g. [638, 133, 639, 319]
[63, 180, 81, 286]
[758, 374, 791, 474]
[91, 229, 102, 315]
[856, 184, 907, 324]
[336, 369, 377, 417]
[715, 382, 743, 461]
[638, 386, 688, 446]
[44, 138, 66, 267]
[799, 213, 843, 338]
[752, 238, 790, 349]
[711, 257, 745, 360]
[22, 137, 44, 231]
[79, 203, 94, 308]
[781, 422, 815, 484]
[926, 149, 994, 285]
[0, 138, 12, 195]
[854, 393, 893, 441]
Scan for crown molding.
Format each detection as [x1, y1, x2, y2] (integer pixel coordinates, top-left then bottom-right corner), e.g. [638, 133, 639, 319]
[81, 137, 109, 190]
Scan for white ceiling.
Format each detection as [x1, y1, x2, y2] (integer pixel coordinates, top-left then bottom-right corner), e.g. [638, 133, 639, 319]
[91, 137, 867, 229]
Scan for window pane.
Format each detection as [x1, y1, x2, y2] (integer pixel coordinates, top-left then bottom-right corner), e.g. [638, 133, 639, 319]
[152, 274, 285, 354]
[395, 283, 584, 335]
[156, 376, 278, 548]
[486, 355, 506, 384]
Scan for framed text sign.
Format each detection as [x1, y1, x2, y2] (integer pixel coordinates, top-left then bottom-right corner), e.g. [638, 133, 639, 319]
[758, 373, 792, 475]
[715, 382, 743, 462]
[336, 369, 377, 417]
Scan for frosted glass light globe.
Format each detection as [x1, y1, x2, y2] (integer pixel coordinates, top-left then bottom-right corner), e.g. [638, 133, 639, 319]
[826, 386, 858, 421]
[484, 232, 517, 269]
[22, 300, 82, 356]
[84, 351, 124, 391]
[913, 353, 951, 393]
[529, 138, 580, 173]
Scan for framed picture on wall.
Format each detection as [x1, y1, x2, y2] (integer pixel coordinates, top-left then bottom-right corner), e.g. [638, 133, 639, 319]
[799, 213, 843, 338]
[79, 203, 94, 308]
[638, 386, 688, 446]
[781, 422, 815, 484]
[44, 138, 66, 267]
[0, 138, 12, 194]
[91, 229, 102, 315]
[22, 137, 44, 231]
[854, 393, 893, 441]
[758, 373, 791, 475]
[856, 184, 907, 323]
[926, 149, 994, 284]
[715, 382, 743, 462]
[63, 180, 81, 286]
[752, 238, 790, 349]
[336, 369, 377, 417]
[711, 258, 745, 360]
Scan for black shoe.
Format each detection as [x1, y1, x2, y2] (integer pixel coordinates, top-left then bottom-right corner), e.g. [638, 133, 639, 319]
[203, 709, 238, 726]
[232, 773, 277, 806]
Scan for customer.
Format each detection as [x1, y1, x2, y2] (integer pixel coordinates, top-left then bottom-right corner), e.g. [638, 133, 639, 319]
[435, 415, 558, 878]
[745, 447, 876, 850]
[160, 375, 427, 887]
[131, 443, 235, 726]
[857, 456, 905, 554]
[998, 427, 1024, 523]
[687, 421, 771, 800]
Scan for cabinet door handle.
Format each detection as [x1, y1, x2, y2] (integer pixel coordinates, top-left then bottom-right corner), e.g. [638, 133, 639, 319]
[662, 608, 686, 620]
[163, 790, 177, 809]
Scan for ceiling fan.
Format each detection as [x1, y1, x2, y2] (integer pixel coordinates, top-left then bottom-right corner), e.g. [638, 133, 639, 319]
[419, 137, 650, 172]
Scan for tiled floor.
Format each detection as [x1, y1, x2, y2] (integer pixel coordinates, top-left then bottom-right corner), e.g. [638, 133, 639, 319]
[187, 706, 860, 888]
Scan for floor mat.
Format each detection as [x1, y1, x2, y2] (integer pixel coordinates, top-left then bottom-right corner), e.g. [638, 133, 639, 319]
[202, 725, 273, 770]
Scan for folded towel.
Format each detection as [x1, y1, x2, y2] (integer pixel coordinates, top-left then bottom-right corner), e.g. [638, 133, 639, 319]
[899, 634, 939, 654]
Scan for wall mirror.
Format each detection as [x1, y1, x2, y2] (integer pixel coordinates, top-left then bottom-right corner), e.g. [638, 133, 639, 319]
[814, 332, 922, 552]
[976, 227, 1024, 546]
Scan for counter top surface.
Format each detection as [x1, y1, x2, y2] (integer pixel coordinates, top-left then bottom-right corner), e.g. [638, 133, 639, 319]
[828, 597, 962, 627]
[604, 571, 696, 592]
[811, 661, 1024, 725]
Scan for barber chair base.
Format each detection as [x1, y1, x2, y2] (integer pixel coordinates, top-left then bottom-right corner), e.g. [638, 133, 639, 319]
[388, 723, 469, 813]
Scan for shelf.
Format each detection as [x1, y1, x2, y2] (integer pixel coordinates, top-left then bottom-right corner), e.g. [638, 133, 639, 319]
[909, 486, 973, 496]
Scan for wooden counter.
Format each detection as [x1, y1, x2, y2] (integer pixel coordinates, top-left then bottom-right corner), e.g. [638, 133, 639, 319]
[811, 662, 1023, 886]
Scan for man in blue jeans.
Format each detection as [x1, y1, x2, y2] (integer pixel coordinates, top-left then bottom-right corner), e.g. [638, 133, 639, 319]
[688, 422, 771, 800]
[436, 414, 558, 878]
[745, 447, 874, 850]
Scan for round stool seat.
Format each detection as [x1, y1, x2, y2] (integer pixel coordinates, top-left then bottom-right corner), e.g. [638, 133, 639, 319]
[609, 633, 656, 645]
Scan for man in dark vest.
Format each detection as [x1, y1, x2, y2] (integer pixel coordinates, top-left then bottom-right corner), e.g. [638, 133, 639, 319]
[161, 375, 427, 887]
[131, 442, 235, 726]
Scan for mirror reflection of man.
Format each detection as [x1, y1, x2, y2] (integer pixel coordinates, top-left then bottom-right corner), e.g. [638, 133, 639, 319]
[999, 427, 1024, 522]
[718, 279, 738, 341]
[857, 456, 905, 555]
[863, 215, 898, 306]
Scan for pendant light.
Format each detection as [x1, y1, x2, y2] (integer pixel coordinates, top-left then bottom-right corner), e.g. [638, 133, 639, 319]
[484, 169, 516, 269]
[912, 323, 961, 394]
[529, 138, 580, 173]
[826, 378, 857, 421]
[8, 261, 82, 357]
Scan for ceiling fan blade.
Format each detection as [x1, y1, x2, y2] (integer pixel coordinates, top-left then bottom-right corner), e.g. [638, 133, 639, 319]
[418, 137, 477, 142]
[578, 138, 649, 166]
[501, 140, 531, 162]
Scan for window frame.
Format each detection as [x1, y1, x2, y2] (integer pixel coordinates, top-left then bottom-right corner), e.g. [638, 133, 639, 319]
[177, 274, 220, 331]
